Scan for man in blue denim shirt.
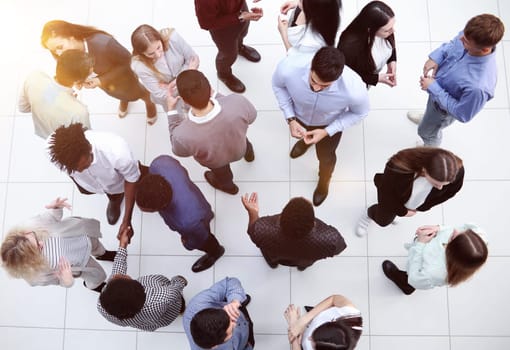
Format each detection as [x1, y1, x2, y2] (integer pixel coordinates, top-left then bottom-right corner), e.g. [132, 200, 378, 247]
[408, 14, 504, 146]
[183, 277, 254, 350]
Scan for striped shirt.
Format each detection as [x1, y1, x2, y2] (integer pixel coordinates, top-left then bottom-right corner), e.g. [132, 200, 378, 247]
[42, 236, 91, 269]
[97, 248, 186, 331]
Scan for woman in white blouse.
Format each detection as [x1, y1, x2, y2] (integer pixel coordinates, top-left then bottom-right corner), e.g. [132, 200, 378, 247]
[285, 294, 363, 350]
[382, 223, 488, 295]
[278, 0, 341, 54]
[1, 198, 115, 292]
[131, 24, 199, 118]
[338, 1, 397, 87]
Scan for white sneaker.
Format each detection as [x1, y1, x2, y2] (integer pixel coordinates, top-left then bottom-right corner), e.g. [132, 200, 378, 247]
[355, 212, 372, 237]
[407, 111, 424, 124]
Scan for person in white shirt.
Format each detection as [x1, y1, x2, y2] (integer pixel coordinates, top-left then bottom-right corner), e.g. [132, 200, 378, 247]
[48, 123, 145, 240]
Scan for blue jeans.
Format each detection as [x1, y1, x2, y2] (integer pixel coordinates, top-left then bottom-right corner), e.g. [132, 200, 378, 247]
[418, 97, 456, 146]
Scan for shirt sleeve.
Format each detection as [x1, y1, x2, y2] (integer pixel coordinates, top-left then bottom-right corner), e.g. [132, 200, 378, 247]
[406, 242, 436, 289]
[131, 59, 167, 103]
[324, 92, 369, 135]
[167, 113, 192, 157]
[272, 62, 297, 119]
[111, 136, 141, 183]
[208, 277, 247, 304]
[171, 31, 199, 71]
[109, 247, 128, 278]
[18, 82, 31, 112]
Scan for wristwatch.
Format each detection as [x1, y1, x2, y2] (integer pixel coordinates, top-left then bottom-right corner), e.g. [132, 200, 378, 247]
[286, 117, 297, 124]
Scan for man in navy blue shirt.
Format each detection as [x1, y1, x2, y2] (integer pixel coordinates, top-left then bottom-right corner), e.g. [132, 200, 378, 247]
[135, 155, 224, 272]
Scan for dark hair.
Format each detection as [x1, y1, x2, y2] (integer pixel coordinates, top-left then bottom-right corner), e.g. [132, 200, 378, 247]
[446, 229, 488, 286]
[176, 70, 210, 109]
[41, 20, 109, 57]
[190, 308, 230, 348]
[388, 147, 463, 182]
[48, 123, 91, 175]
[135, 174, 173, 211]
[464, 14, 504, 48]
[131, 24, 170, 79]
[338, 1, 395, 82]
[311, 47, 345, 82]
[99, 278, 146, 320]
[55, 49, 95, 87]
[302, 0, 341, 46]
[280, 197, 315, 237]
[311, 320, 357, 350]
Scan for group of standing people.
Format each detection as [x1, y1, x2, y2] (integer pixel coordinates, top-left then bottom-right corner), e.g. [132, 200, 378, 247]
[2, 0, 505, 349]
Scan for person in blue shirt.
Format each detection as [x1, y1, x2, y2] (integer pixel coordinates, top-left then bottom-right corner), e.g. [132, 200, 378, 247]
[135, 155, 224, 273]
[272, 46, 369, 206]
[407, 14, 505, 146]
[183, 277, 253, 350]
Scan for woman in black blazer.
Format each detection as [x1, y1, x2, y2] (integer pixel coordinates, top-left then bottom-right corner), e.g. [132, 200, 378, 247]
[356, 147, 464, 236]
[41, 20, 157, 124]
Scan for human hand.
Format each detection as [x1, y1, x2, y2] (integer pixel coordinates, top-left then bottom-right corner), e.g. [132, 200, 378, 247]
[378, 72, 396, 87]
[240, 8, 263, 21]
[416, 229, 436, 243]
[386, 61, 397, 85]
[56, 257, 74, 287]
[117, 223, 133, 247]
[419, 76, 435, 90]
[422, 58, 438, 78]
[284, 304, 303, 342]
[166, 82, 180, 110]
[289, 119, 306, 138]
[404, 209, 416, 217]
[83, 77, 101, 89]
[45, 197, 72, 210]
[303, 129, 328, 145]
[416, 225, 439, 237]
[241, 192, 259, 213]
[280, 0, 298, 14]
[188, 56, 200, 70]
[223, 300, 241, 321]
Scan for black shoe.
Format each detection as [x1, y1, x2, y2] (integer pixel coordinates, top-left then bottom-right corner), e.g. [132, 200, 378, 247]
[312, 183, 329, 207]
[84, 281, 106, 293]
[191, 246, 225, 273]
[382, 260, 415, 295]
[204, 171, 239, 195]
[238, 45, 261, 62]
[290, 140, 310, 159]
[304, 305, 313, 312]
[95, 250, 117, 262]
[297, 265, 309, 271]
[106, 194, 124, 225]
[244, 141, 255, 162]
[218, 73, 246, 93]
[242, 294, 251, 307]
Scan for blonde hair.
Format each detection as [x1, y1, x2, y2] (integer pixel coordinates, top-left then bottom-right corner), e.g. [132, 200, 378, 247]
[1, 227, 49, 281]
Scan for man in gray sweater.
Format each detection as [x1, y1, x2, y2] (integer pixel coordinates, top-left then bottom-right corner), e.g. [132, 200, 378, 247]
[166, 69, 256, 195]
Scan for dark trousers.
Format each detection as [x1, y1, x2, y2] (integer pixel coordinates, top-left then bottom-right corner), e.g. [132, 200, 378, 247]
[367, 203, 398, 227]
[209, 139, 252, 189]
[301, 124, 343, 182]
[198, 233, 223, 256]
[209, 3, 249, 76]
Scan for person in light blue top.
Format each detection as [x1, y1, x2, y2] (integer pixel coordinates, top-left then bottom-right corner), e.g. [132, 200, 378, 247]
[272, 46, 369, 206]
[183, 277, 253, 350]
[382, 223, 488, 295]
[407, 14, 505, 146]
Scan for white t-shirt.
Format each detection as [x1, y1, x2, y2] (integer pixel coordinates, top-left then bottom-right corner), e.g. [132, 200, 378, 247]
[405, 176, 433, 210]
[286, 8, 326, 55]
[371, 36, 393, 73]
[302, 306, 362, 350]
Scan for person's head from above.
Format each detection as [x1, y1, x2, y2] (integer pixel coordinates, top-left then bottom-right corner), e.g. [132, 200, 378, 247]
[135, 174, 173, 212]
[310, 47, 345, 92]
[131, 24, 168, 62]
[462, 14, 505, 56]
[176, 70, 211, 109]
[280, 197, 315, 237]
[48, 123, 93, 175]
[99, 275, 146, 319]
[55, 49, 95, 87]
[190, 308, 235, 348]
[311, 320, 356, 350]
[349, 1, 395, 40]
[301, 0, 342, 46]
[41, 20, 107, 58]
[446, 228, 488, 286]
[390, 147, 463, 190]
[1, 228, 48, 279]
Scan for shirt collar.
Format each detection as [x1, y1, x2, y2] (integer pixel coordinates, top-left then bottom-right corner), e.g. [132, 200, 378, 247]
[188, 96, 222, 124]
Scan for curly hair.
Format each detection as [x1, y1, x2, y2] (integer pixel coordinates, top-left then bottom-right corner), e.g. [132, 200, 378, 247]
[280, 197, 315, 237]
[48, 123, 91, 175]
[135, 174, 173, 211]
[100, 277, 146, 319]
[1, 227, 49, 281]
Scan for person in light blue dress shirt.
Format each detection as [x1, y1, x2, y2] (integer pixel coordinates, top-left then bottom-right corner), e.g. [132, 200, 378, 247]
[272, 47, 369, 206]
[408, 14, 504, 146]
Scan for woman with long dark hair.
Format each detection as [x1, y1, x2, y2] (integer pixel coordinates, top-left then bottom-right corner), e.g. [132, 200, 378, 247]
[338, 1, 397, 87]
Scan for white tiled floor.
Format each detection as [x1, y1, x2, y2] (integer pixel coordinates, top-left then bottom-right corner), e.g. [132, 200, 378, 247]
[1, 0, 509, 349]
